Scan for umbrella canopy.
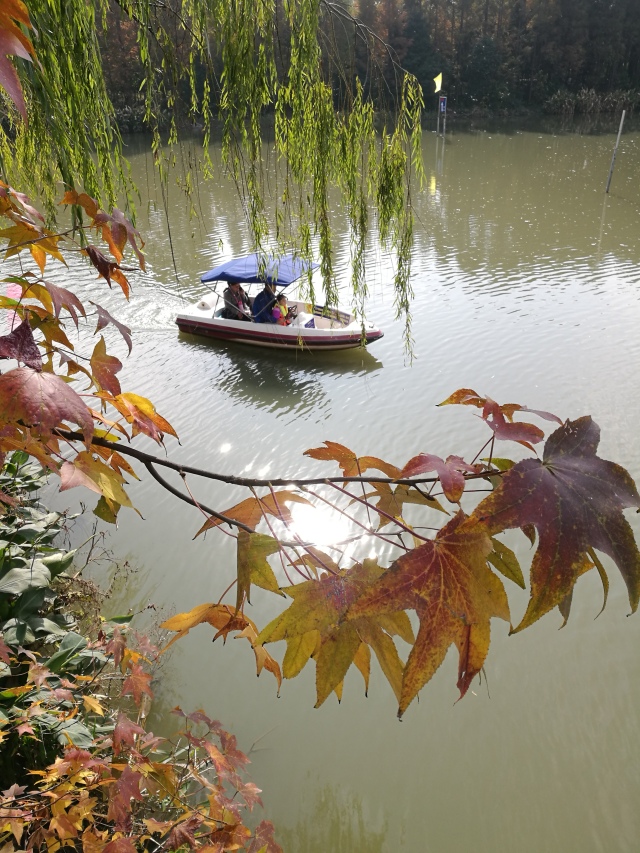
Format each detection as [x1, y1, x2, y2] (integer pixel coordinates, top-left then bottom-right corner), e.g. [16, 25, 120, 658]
[201, 252, 318, 287]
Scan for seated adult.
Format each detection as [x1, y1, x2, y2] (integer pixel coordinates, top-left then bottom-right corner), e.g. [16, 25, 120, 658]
[222, 281, 252, 321]
[252, 282, 277, 323]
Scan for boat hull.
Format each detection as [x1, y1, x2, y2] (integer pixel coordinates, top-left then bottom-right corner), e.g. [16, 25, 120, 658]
[175, 301, 383, 351]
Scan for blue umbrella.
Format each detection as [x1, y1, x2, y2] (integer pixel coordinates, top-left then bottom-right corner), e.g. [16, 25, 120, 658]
[201, 252, 318, 287]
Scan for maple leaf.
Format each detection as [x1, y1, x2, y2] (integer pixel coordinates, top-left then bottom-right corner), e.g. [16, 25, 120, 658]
[59, 452, 133, 507]
[82, 695, 105, 716]
[195, 490, 310, 536]
[102, 837, 137, 853]
[43, 280, 86, 326]
[106, 790, 133, 833]
[90, 337, 122, 396]
[116, 766, 144, 803]
[82, 828, 109, 853]
[165, 814, 203, 851]
[0, 320, 42, 370]
[481, 398, 544, 449]
[90, 302, 133, 354]
[60, 192, 144, 270]
[182, 709, 223, 733]
[304, 441, 402, 477]
[105, 628, 127, 668]
[487, 537, 525, 588]
[469, 416, 640, 631]
[347, 513, 510, 717]
[144, 818, 173, 836]
[105, 392, 177, 442]
[0, 367, 94, 445]
[31, 316, 74, 355]
[247, 820, 282, 853]
[0, 3, 34, 122]
[258, 559, 413, 706]
[2, 783, 26, 799]
[362, 482, 447, 529]
[91, 445, 139, 480]
[439, 388, 562, 424]
[439, 388, 563, 449]
[401, 453, 481, 503]
[95, 208, 145, 270]
[59, 190, 99, 219]
[112, 713, 145, 753]
[237, 780, 263, 810]
[210, 824, 253, 850]
[84, 246, 130, 298]
[0, 222, 65, 270]
[236, 531, 284, 609]
[161, 603, 245, 650]
[58, 351, 92, 383]
[235, 624, 283, 693]
[121, 662, 153, 706]
[50, 813, 79, 840]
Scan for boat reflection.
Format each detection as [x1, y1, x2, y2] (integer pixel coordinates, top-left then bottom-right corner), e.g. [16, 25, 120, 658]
[178, 331, 383, 419]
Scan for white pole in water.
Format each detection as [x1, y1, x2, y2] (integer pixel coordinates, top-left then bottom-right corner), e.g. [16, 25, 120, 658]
[605, 109, 626, 193]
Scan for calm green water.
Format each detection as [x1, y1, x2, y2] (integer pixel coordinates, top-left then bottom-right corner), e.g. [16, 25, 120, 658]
[46, 119, 640, 851]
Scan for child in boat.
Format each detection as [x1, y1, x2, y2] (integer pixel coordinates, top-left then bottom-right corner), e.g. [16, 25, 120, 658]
[271, 293, 291, 325]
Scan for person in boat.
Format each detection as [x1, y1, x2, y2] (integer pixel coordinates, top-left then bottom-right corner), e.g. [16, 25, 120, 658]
[252, 281, 277, 323]
[271, 293, 291, 325]
[222, 281, 252, 321]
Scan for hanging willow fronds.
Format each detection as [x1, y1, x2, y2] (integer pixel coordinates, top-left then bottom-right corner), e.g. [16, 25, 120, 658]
[0, 0, 424, 332]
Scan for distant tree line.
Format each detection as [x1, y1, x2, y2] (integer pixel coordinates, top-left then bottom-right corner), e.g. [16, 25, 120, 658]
[99, 0, 640, 130]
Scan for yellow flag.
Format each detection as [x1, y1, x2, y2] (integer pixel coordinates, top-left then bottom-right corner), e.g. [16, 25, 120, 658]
[434, 73, 442, 93]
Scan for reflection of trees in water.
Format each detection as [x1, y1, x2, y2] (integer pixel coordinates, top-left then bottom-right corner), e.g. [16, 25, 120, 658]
[180, 335, 383, 419]
[278, 785, 388, 853]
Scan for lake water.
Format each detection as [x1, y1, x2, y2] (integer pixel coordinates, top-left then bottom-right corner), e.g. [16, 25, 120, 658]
[39, 117, 640, 851]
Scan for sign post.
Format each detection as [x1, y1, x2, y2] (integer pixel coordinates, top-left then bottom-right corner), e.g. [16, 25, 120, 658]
[438, 95, 447, 138]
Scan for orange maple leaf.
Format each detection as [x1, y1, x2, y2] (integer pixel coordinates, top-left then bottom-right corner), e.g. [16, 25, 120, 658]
[347, 512, 511, 717]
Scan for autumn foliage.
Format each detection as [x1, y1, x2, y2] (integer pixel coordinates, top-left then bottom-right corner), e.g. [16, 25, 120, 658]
[0, 459, 280, 853]
[161, 397, 640, 718]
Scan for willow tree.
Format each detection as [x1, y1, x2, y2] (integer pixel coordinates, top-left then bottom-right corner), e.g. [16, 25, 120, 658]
[0, 0, 423, 339]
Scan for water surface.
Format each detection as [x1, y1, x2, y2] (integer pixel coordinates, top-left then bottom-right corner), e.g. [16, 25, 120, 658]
[44, 119, 640, 852]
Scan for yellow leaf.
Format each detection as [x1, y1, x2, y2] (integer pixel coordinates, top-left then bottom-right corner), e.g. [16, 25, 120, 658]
[236, 531, 283, 609]
[82, 695, 105, 716]
[352, 642, 371, 694]
[282, 631, 318, 679]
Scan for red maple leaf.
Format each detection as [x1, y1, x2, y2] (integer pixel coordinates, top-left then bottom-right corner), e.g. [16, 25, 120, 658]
[0, 366, 94, 444]
[401, 453, 480, 502]
[121, 663, 153, 706]
[247, 820, 282, 853]
[165, 814, 203, 851]
[105, 628, 126, 668]
[470, 416, 640, 631]
[0, 319, 42, 370]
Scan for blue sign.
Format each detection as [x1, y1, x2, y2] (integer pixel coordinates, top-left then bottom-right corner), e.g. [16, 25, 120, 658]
[439, 96, 447, 114]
